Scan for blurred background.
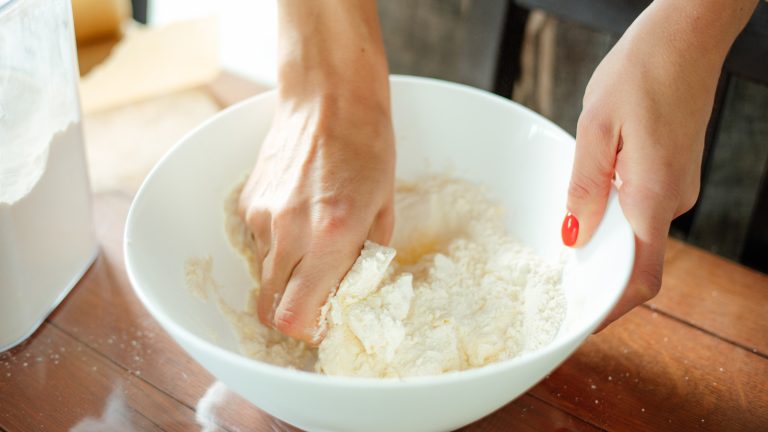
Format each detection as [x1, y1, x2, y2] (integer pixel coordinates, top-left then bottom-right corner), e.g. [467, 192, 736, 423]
[73, 0, 767, 272]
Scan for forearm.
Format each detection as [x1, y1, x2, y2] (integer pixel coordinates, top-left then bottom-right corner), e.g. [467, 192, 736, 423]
[643, 0, 758, 69]
[276, 0, 389, 103]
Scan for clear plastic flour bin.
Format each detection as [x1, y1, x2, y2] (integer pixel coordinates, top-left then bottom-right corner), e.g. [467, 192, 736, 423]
[0, 0, 97, 351]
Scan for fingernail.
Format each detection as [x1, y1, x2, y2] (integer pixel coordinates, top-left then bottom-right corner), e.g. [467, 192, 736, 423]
[561, 212, 579, 247]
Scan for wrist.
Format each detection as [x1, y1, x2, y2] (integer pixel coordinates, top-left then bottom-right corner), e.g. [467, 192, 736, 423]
[276, 61, 391, 126]
[277, 48, 389, 100]
[276, 0, 389, 104]
[646, 0, 757, 67]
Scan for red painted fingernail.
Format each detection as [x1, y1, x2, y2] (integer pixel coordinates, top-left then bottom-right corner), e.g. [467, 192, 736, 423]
[561, 212, 579, 247]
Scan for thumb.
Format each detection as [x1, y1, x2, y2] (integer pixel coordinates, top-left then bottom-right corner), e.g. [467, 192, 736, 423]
[563, 111, 621, 247]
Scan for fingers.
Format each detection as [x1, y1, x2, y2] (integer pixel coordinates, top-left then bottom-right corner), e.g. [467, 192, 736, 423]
[242, 198, 392, 343]
[238, 182, 272, 279]
[243, 209, 272, 274]
[594, 180, 672, 332]
[564, 110, 621, 248]
[273, 228, 365, 344]
[595, 227, 666, 332]
[367, 204, 394, 246]
[256, 211, 309, 327]
[270, 203, 392, 343]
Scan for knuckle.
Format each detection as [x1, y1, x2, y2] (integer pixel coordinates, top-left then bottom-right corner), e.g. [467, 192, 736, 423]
[316, 213, 351, 235]
[678, 194, 698, 216]
[270, 205, 305, 238]
[634, 250, 665, 303]
[625, 176, 695, 221]
[313, 198, 355, 235]
[272, 205, 301, 228]
[244, 210, 257, 227]
[638, 268, 663, 302]
[244, 207, 270, 229]
[677, 184, 700, 215]
[577, 108, 614, 143]
[568, 170, 604, 203]
[622, 180, 672, 214]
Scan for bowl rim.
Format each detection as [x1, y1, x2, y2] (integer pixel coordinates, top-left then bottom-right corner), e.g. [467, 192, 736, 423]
[124, 74, 634, 388]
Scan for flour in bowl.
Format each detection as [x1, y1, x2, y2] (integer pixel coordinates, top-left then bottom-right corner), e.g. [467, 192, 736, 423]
[220, 175, 565, 378]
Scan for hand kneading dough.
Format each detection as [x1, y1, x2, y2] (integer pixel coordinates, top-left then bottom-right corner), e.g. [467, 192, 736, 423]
[221, 175, 566, 378]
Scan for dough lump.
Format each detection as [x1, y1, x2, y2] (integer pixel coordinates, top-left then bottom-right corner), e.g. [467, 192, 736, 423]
[223, 175, 565, 378]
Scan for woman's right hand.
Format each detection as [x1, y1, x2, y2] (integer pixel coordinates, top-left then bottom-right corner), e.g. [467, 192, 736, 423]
[238, 0, 394, 344]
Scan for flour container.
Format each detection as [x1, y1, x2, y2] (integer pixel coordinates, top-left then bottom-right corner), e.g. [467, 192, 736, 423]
[0, 0, 98, 351]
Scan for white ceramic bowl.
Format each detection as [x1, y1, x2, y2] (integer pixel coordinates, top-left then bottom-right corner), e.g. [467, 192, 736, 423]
[125, 76, 634, 432]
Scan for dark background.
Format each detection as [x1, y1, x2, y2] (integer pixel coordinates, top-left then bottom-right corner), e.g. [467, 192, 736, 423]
[132, 0, 768, 273]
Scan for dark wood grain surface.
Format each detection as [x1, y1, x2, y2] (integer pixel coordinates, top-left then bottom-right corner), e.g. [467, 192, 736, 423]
[2, 190, 767, 431]
[649, 242, 768, 356]
[513, 0, 768, 82]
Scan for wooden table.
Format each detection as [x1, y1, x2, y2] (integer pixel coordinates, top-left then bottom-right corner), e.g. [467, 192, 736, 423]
[1, 194, 766, 431]
[2, 76, 768, 431]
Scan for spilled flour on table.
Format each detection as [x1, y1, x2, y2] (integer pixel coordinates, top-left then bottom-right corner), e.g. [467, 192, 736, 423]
[191, 175, 565, 378]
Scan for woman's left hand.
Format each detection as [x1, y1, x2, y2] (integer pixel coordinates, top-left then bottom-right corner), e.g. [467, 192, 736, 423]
[562, 0, 757, 328]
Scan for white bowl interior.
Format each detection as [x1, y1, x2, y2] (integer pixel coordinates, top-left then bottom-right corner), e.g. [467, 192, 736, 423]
[125, 76, 633, 432]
